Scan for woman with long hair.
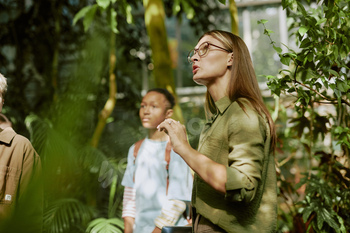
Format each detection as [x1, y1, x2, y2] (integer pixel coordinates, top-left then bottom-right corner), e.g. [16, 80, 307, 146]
[158, 30, 277, 233]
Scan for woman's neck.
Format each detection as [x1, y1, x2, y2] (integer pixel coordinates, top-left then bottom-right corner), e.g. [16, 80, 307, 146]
[147, 128, 168, 141]
[206, 72, 231, 101]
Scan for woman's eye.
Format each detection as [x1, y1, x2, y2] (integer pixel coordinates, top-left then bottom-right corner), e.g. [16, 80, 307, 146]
[199, 44, 208, 55]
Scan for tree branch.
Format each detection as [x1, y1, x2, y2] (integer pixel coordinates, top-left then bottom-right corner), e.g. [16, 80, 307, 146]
[293, 80, 350, 107]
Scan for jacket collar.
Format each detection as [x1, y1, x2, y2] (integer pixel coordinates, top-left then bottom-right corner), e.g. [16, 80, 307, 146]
[0, 127, 17, 145]
[215, 96, 232, 115]
[205, 96, 233, 126]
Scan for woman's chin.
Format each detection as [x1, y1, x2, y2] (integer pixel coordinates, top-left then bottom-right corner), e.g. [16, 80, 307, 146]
[193, 77, 208, 86]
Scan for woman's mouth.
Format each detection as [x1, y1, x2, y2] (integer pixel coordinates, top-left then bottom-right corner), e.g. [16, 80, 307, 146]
[192, 65, 199, 74]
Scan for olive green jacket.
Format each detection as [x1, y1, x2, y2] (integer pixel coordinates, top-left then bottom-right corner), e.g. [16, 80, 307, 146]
[192, 97, 277, 233]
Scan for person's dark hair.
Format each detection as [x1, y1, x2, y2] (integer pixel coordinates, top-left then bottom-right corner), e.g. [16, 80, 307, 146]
[147, 88, 175, 109]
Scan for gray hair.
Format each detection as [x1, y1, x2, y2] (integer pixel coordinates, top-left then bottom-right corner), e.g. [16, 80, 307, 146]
[0, 73, 8, 97]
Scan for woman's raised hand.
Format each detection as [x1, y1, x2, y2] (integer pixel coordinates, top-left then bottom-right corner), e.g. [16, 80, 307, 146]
[157, 119, 189, 155]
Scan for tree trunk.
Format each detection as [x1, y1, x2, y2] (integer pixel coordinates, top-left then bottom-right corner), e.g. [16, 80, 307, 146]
[229, 0, 239, 36]
[143, 0, 184, 123]
[90, 32, 117, 148]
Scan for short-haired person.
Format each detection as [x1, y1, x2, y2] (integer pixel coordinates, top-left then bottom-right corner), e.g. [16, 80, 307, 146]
[0, 73, 43, 232]
[121, 88, 193, 233]
[158, 30, 278, 232]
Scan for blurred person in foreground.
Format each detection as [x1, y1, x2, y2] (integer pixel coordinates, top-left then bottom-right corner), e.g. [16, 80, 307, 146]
[0, 73, 43, 233]
[121, 88, 193, 233]
[158, 30, 278, 232]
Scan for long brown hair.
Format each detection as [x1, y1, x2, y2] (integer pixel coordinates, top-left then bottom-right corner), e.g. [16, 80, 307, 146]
[200, 30, 276, 150]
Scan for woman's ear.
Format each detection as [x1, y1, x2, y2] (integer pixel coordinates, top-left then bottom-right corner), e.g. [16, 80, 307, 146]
[165, 109, 173, 118]
[227, 53, 234, 66]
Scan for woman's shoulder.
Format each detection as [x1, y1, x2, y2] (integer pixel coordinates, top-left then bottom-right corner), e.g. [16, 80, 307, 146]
[228, 98, 266, 130]
[228, 98, 258, 118]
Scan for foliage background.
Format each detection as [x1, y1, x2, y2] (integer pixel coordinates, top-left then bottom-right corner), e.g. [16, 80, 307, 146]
[0, 0, 349, 232]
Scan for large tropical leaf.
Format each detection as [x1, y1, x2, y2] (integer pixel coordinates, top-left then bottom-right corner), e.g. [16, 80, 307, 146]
[43, 198, 95, 233]
[86, 218, 124, 233]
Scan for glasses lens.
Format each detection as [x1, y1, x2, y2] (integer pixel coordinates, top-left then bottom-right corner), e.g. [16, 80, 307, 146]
[198, 43, 209, 56]
[188, 50, 194, 63]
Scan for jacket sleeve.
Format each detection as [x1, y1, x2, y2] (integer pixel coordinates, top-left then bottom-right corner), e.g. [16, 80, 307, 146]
[14, 137, 43, 233]
[225, 107, 266, 203]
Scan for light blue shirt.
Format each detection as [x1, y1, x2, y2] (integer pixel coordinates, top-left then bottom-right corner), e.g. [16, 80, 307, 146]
[122, 138, 193, 233]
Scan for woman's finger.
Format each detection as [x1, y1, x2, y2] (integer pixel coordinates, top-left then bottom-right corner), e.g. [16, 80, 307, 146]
[157, 120, 172, 133]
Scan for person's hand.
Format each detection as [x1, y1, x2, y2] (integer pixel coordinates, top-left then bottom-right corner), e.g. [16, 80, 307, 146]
[157, 119, 188, 155]
[152, 227, 162, 233]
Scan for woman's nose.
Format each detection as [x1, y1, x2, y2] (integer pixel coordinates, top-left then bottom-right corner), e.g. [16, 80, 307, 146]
[190, 54, 199, 63]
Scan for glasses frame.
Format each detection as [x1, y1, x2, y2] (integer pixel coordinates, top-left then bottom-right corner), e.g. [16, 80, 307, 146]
[187, 42, 231, 64]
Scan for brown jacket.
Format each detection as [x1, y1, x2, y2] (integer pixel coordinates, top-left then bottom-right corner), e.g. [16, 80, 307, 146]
[0, 127, 42, 232]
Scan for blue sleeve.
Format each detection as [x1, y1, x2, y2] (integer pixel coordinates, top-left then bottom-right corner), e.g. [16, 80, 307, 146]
[167, 150, 193, 202]
[121, 144, 136, 188]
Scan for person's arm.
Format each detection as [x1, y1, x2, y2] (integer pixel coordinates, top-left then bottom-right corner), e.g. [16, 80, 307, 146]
[124, 217, 135, 233]
[153, 199, 187, 231]
[158, 106, 266, 199]
[122, 186, 136, 233]
[151, 227, 162, 233]
[157, 120, 227, 193]
[16, 139, 43, 233]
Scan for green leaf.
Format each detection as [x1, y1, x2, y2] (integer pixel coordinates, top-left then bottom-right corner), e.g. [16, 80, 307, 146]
[307, 52, 313, 62]
[336, 215, 347, 233]
[337, 80, 347, 92]
[302, 206, 314, 222]
[258, 19, 268, 24]
[217, 0, 226, 5]
[273, 45, 282, 54]
[316, 207, 339, 230]
[297, 1, 307, 16]
[334, 88, 342, 98]
[97, 0, 110, 9]
[83, 5, 98, 32]
[329, 69, 339, 77]
[281, 55, 291, 66]
[73, 5, 92, 25]
[264, 29, 274, 36]
[316, 18, 327, 26]
[86, 218, 123, 233]
[300, 38, 311, 48]
[298, 26, 309, 36]
[44, 198, 94, 233]
[125, 5, 133, 24]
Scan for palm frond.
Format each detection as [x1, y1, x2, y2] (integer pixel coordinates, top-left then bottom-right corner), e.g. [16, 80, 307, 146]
[43, 198, 95, 233]
[86, 218, 124, 233]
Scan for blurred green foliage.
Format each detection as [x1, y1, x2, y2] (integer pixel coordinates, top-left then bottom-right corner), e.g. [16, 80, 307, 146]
[259, 0, 350, 232]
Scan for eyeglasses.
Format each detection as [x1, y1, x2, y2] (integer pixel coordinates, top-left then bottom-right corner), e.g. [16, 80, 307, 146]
[187, 42, 231, 64]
